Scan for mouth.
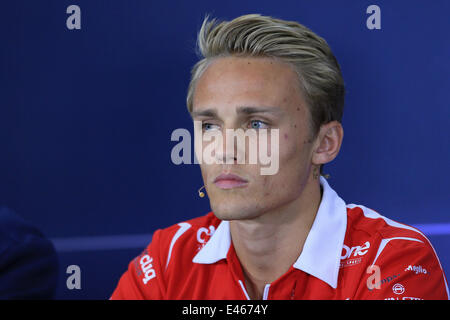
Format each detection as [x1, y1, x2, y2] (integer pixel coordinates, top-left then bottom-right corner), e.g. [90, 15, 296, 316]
[213, 173, 249, 190]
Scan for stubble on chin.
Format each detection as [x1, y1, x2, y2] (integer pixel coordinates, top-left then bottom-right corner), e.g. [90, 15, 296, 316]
[210, 196, 264, 221]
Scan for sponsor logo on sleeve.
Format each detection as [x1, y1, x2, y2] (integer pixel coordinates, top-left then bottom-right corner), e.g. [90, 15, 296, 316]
[134, 249, 157, 285]
[139, 254, 156, 285]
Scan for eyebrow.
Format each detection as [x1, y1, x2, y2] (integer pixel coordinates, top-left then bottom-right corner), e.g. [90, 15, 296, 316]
[236, 106, 283, 115]
[190, 109, 218, 118]
[190, 106, 283, 118]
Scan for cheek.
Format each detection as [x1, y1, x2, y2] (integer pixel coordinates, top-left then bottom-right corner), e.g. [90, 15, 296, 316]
[262, 132, 302, 184]
[279, 131, 303, 165]
[255, 169, 298, 208]
[274, 129, 311, 186]
[254, 176, 278, 203]
[199, 163, 217, 186]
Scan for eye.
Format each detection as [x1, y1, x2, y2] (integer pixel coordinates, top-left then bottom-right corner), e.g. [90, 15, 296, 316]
[202, 122, 220, 131]
[249, 120, 269, 129]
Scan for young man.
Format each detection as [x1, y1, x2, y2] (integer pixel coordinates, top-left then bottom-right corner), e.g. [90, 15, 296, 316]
[111, 14, 448, 300]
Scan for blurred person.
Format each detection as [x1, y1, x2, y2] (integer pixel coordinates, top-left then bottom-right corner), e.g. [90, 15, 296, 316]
[0, 206, 58, 299]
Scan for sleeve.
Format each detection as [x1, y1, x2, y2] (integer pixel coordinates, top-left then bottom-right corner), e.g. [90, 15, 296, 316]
[355, 237, 449, 300]
[110, 229, 166, 300]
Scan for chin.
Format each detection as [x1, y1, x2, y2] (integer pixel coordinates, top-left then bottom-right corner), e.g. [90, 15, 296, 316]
[210, 201, 263, 221]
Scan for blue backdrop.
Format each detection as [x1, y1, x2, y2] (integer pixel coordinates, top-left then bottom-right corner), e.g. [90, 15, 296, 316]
[1, 0, 449, 299]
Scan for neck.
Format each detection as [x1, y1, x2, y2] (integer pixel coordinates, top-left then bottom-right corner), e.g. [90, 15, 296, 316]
[229, 177, 322, 299]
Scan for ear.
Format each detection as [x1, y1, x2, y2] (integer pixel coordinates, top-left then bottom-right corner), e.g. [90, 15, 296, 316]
[311, 121, 344, 167]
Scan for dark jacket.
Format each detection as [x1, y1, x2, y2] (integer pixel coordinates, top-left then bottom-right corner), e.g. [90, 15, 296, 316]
[0, 206, 58, 299]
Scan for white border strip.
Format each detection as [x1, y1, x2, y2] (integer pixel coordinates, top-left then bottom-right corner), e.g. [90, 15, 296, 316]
[411, 223, 450, 236]
[51, 233, 153, 252]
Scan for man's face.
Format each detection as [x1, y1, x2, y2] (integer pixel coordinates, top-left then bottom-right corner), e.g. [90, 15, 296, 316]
[191, 56, 316, 221]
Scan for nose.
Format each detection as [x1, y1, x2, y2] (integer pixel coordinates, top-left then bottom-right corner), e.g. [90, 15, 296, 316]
[214, 129, 238, 164]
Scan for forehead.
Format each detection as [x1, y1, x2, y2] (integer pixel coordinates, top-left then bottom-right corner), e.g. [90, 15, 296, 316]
[192, 56, 305, 114]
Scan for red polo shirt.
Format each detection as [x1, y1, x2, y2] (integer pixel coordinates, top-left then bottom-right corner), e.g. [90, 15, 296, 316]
[111, 177, 449, 300]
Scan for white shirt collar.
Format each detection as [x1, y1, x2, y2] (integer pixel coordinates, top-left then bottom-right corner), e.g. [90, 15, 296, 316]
[192, 176, 347, 289]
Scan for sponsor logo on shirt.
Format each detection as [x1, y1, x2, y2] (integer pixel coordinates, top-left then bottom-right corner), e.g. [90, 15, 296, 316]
[392, 283, 405, 295]
[341, 241, 370, 260]
[368, 273, 401, 291]
[402, 296, 423, 300]
[340, 241, 370, 268]
[404, 265, 428, 275]
[196, 225, 216, 251]
[385, 296, 423, 300]
[340, 258, 362, 268]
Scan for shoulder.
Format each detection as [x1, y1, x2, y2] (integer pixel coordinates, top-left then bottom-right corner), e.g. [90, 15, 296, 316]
[0, 206, 56, 257]
[0, 206, 43, 244]
[112, 212, 222, 299]
[154, 211, 220, 251]
[0, 206, 58, 299]
[344, 203, 436, 263]
[345, 203, 429, 245]
[156, 211, 220, 244]
[343, 204, 449, 299]
[340, 203, 434, 271]
[141, 211, 221, 271]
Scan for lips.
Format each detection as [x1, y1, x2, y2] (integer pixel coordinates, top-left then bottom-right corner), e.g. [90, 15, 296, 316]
[213, 173, 249, 190]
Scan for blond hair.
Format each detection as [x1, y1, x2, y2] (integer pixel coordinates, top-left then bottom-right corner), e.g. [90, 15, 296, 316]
[186, 14, 345, 174]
